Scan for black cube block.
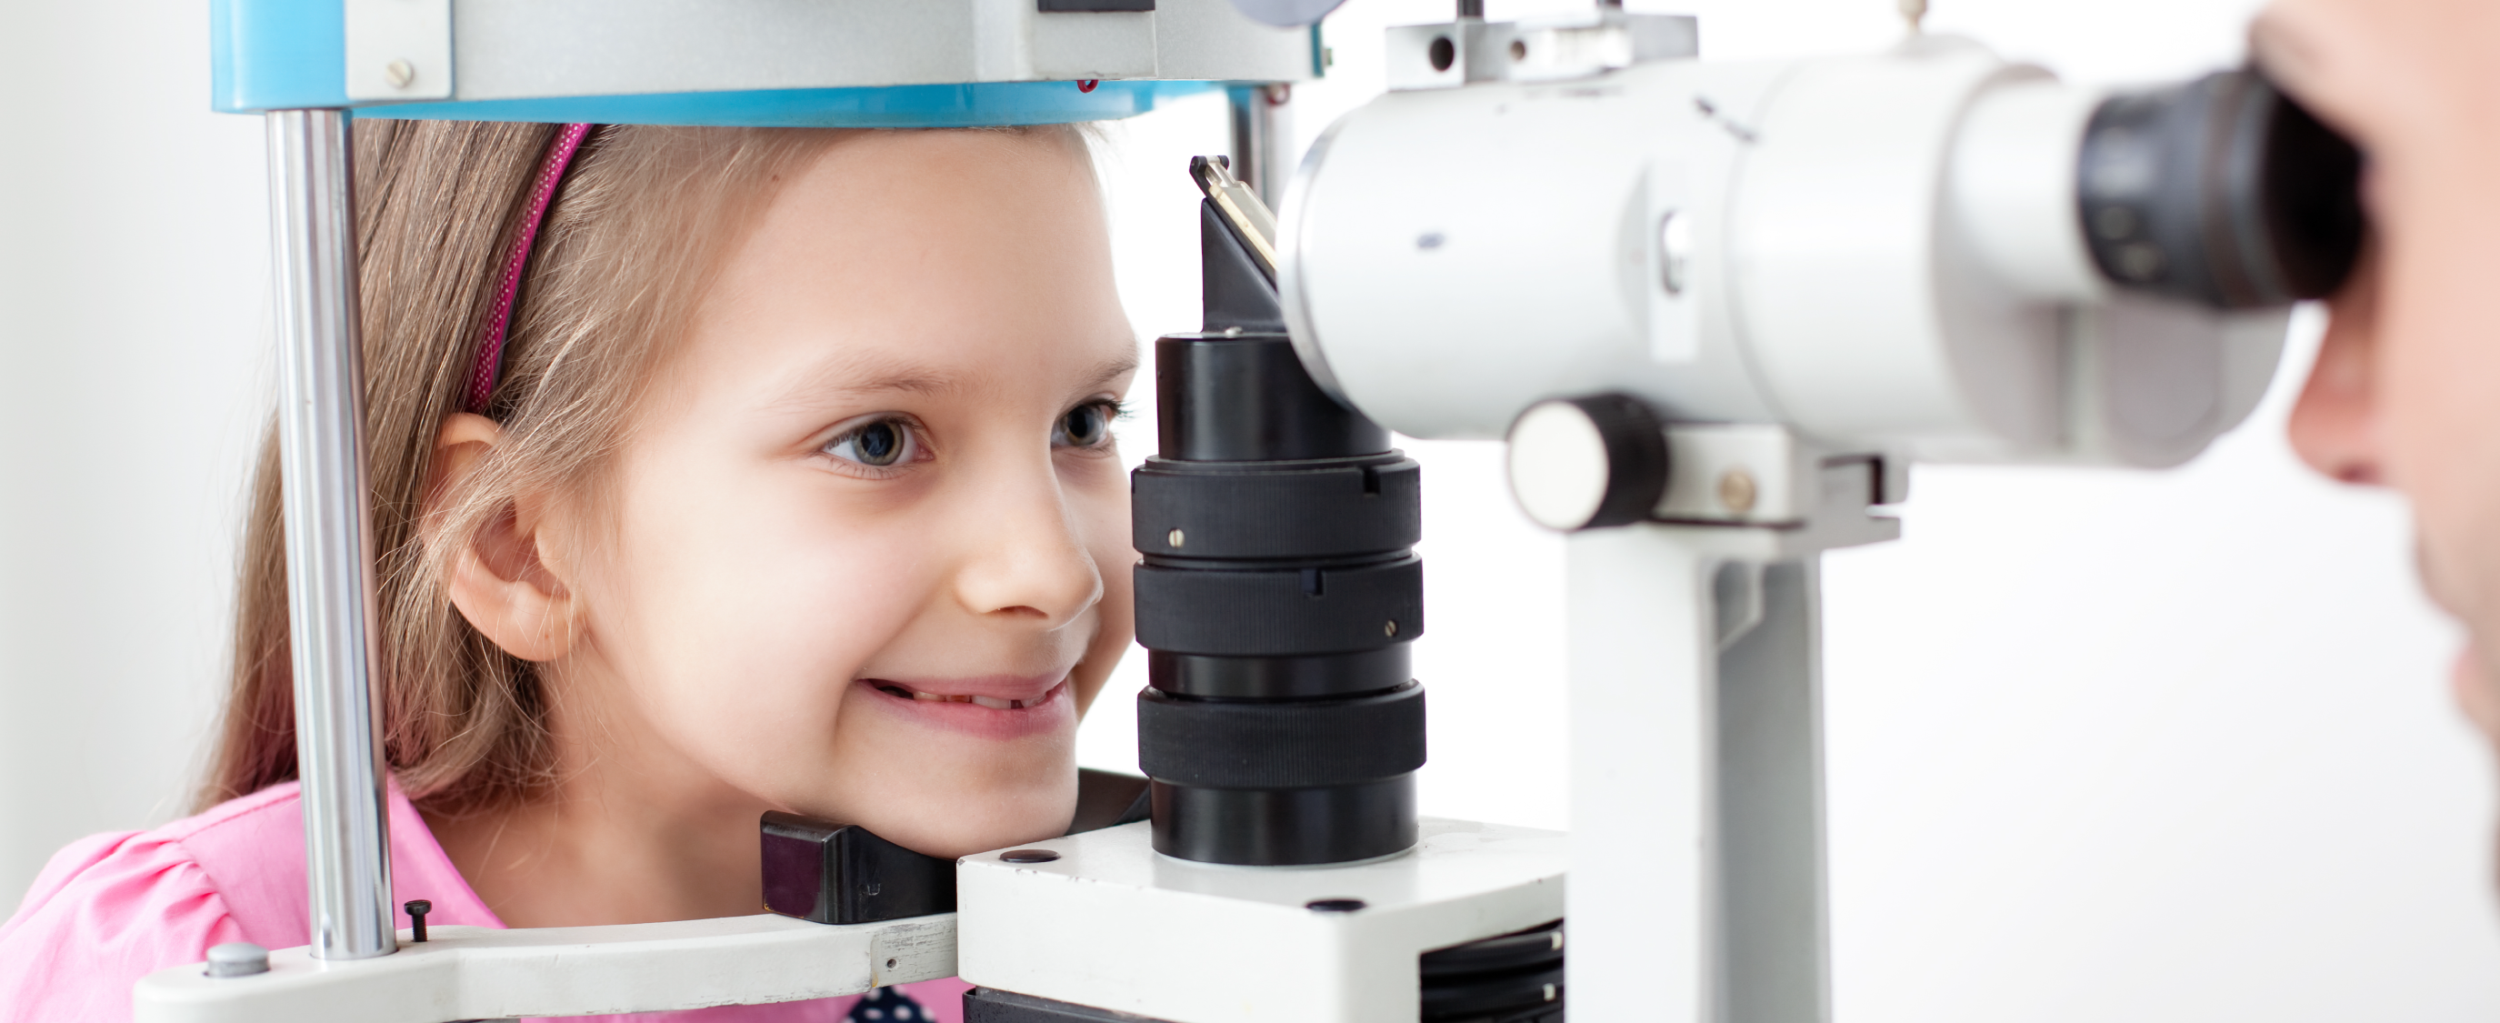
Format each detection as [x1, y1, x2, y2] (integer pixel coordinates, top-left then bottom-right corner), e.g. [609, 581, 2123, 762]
[759, 812, 957, 925]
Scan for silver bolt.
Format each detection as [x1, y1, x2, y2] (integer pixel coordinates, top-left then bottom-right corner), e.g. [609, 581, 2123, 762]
[205, 942, 269, 978]
[1384, 620, 1399, 637]
[1223, 325, 1243, 337]
[1718, 468, 1759, 514]
[1898, 0, 1928, 33]
[1168, 528, 1186, 548]
[384, 59, 416, 90]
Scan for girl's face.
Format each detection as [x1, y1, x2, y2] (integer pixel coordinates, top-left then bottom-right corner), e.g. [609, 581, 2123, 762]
[562, 129, 1137, 857]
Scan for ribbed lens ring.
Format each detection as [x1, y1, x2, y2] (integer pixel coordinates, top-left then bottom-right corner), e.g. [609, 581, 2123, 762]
[1138, 682, 1426, 789]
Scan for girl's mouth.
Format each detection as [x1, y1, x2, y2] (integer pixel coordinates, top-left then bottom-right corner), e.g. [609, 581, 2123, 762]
[856, 675, 1076, 739]
[870, 683, 1037, 711]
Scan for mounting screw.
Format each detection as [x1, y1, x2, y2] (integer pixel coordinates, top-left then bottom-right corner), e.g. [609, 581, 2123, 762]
[383, 59, 416, 90]
[1383, 620, 1398, 637]
[1718, 468, 1759, 514]
[886, 957, 899, 969]
[1306, 898, 1367, 913]
[404, 899, 433, 942]
[205, 942, 269, 978]
[1167, 528, 1185, 548]
[1000, 848, 1060, 864]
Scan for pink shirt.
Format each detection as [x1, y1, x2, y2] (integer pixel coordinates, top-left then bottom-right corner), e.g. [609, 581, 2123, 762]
[0, 781, 968, 1022]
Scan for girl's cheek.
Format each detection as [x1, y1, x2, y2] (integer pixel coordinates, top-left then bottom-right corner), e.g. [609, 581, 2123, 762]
[632, 501, 932, 765]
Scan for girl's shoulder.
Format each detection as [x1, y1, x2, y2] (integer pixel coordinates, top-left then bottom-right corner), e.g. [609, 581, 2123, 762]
[0, 785, 284, 1022]
[0, 780, 486, 1023]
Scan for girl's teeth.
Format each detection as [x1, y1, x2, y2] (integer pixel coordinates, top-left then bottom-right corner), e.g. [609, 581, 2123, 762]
[896, 687, 1034, 710]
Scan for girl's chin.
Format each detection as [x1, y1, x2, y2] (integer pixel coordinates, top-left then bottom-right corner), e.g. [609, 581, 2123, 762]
[842, 781, 1083, 859]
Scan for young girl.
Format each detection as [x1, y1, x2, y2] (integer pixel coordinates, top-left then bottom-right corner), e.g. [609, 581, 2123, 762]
[0, 120, 1139, 1021]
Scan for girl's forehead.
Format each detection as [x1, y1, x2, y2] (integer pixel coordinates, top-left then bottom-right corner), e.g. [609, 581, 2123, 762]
[669, 129, 1132, 412]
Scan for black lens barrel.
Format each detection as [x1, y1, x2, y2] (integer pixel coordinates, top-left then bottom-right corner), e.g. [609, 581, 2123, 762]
[1135, 331, 1426, 865]
[2078, 69, 2364, 309]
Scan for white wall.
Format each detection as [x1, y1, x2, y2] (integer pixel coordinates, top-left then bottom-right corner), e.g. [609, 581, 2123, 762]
[0, 2, 270, 905]
[6, 0, 2495, 1018]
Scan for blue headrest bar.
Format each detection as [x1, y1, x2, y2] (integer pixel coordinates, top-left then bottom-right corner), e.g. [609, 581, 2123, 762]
[212, 0, 1236, 125]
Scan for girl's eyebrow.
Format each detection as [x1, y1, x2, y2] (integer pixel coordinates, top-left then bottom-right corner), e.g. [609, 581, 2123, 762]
[764, 353, 959, 410]
[1079, 351, 1142, 391]
[765, 347, 1138, 412]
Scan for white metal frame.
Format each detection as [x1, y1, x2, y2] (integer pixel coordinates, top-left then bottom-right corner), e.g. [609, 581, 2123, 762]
[1566, 452, 1896, 1023]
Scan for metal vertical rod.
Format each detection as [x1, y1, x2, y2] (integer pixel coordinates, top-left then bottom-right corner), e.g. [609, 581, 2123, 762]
[266, 109, 396, 961]
[1226, 83, 1294, 209]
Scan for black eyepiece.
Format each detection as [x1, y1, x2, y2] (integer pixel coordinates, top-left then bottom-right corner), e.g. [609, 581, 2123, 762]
[2078, 69, 2364, 309]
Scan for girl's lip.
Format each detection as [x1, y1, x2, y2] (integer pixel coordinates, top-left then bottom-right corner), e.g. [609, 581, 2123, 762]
[857, 676, 1076, 740]
[865, 672, 1066, 704]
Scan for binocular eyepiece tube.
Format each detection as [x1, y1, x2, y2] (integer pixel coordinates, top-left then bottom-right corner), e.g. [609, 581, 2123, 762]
[2077, 69, 2365, 309]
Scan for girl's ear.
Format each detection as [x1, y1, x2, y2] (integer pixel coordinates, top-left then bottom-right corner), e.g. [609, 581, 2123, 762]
[425, 413, 580, 662]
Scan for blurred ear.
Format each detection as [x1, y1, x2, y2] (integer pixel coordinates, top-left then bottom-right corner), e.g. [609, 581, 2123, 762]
[423, 413, 579, 661]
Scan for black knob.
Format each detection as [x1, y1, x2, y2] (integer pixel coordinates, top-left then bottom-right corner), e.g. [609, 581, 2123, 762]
[1505, 394, 1670, 531]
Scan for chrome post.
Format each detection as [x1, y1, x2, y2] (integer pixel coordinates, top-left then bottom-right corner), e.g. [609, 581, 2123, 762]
[1226, 82, 1294, 208]
[265, 109, 396, 960]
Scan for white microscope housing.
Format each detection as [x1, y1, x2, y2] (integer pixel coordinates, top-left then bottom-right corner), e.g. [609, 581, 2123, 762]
[1280, 15, 2339, 477]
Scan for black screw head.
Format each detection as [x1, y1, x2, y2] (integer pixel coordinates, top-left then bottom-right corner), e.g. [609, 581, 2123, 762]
[1000, 848, 1061, 864]
[1305, 898, 1367, 913]
[403, 898, 434, 943]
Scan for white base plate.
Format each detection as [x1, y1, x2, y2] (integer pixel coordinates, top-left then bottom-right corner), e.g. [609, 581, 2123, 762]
[958, 817, 1567, 1023]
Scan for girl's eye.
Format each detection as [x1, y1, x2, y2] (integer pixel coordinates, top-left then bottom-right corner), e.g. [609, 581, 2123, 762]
[1055, 401, 1118, 449]
[823, 417, 922, 468]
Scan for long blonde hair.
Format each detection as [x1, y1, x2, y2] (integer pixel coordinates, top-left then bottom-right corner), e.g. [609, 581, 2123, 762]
[204, 121, 856, 814]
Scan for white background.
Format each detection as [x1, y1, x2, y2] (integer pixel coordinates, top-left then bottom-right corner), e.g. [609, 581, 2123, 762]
[4, 0, 2496, 1018]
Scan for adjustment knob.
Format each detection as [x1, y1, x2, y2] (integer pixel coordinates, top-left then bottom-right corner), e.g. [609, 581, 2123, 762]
[1505, 394, 1670, 531]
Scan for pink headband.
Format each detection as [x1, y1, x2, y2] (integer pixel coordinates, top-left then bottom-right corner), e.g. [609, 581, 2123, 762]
[466, 123, 596, 414]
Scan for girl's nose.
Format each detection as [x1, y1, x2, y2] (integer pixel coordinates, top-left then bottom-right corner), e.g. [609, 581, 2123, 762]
[2287, 251, 2387, 486]
[949, 465, 1105, 629]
